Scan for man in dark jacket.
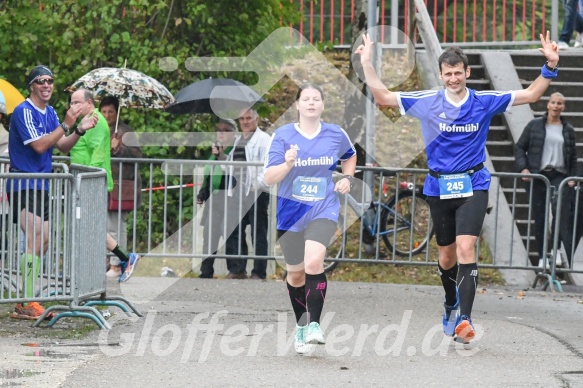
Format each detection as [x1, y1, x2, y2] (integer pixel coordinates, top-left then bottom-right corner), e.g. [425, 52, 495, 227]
[515, 92, 577, 267]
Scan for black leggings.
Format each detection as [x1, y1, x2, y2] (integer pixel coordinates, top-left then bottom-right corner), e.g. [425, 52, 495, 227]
[426, 190, 489, 246]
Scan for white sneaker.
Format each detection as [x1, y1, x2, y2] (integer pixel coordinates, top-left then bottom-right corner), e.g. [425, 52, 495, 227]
[554, 252, 563, 267]
[558, 41, 570, 50]
[306, 322, 326, 345]
[294, 325, 312, 354]
[575, 32, 583, 48]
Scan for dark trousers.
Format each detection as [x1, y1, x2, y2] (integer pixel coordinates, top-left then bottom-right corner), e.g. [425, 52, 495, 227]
[225, 191, 269, 278]
[559, 0, 583, 43]
[199, 191, 228, 278]
[528, 170, 575, 266]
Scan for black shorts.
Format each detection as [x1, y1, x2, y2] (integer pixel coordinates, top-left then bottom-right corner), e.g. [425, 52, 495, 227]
[277, 218, 337, 265]
[426, 190, 489, 246]
[6, 189, 50, 223]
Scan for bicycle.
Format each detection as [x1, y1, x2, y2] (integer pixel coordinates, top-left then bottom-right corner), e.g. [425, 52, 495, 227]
[323, 174, 434, 273]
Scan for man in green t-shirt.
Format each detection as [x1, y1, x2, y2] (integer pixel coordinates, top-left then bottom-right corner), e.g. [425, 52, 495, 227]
[69, 89, 140, 282]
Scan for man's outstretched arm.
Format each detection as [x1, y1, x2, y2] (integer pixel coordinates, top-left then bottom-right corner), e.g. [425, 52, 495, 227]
[355, 33, 400, 108]
[513, 31, 559, 106]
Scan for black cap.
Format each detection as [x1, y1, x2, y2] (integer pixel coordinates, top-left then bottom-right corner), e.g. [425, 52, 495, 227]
[27, 65, 53, 85]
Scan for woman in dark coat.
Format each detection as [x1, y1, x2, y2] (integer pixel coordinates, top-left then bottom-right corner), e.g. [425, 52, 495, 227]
[515, 92, 577, 267]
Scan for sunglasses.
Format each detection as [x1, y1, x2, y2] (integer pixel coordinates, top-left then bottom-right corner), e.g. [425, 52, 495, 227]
[33, 78, 54, 85]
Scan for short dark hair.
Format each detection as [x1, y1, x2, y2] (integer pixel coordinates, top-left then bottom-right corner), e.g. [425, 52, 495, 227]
[295, 82, 324, 101]
[438, 47, 469, 72]
[99, 96, 120, 112]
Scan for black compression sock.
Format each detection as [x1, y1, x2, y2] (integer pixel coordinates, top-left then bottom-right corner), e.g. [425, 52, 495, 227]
[112, 245, 129, 262]
[438, 262, 459, 306]
[305, 272, 327, 324]
[286, 281, 307, 326]
[457, 263, 479, 318]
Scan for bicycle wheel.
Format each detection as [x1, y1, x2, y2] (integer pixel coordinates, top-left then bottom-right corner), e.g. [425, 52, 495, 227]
[380, 190, 433, 256]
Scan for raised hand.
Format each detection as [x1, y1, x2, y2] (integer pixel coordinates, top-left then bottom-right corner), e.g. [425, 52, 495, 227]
[79, 112, 98, 132]
[285, 144, 298, 168]
[354, 33, 374, 65]
[63, 104, 83, 127]
[353, 32, 393, 98]
[539, 30, 559, 66]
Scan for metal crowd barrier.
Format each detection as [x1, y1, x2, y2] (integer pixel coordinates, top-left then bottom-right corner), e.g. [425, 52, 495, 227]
[108, 158, 276, 265]
[319, 169, 553, 272]
[484, 172, 554, 288]
[548, 177, 583, 292]
[48, 156, 581, 291]
[0, 159, 141, 329]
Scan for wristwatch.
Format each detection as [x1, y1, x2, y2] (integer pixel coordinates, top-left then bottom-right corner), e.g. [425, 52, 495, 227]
[545, 61, 558, 72]
[74, 126, 86, 136]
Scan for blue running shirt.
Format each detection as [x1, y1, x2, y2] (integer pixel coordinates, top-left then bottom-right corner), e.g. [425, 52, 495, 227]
[266, 122, 356, 231]
[8, 98, 62, 191]
[396, 88, 514, 196]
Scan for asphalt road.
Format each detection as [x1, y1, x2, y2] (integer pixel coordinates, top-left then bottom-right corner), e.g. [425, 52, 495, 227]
[1, 277, 583, 387]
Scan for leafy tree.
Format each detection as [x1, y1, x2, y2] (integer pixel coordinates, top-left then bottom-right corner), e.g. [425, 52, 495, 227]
[0, 0, 298, 248]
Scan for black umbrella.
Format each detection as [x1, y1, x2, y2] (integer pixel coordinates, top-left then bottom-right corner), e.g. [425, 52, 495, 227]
[165, 78, 264, 115]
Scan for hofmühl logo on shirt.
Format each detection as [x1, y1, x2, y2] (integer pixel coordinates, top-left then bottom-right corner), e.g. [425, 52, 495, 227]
[439, 123, 479, 132]
[295, 156, 334, 167]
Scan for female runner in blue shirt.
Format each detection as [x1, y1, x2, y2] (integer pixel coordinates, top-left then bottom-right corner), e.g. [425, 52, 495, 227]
[264, 83, 356, 354]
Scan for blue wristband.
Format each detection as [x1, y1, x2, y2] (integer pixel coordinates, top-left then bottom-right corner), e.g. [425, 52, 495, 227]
[541, 63, 558, 79]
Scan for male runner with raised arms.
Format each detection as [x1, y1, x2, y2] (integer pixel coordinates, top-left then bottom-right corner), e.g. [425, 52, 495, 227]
[355, 32, 559, 343]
